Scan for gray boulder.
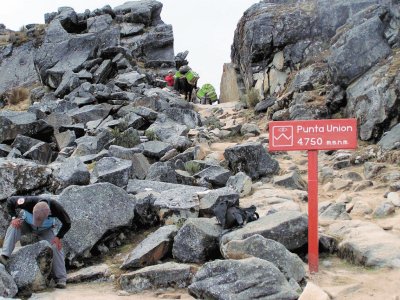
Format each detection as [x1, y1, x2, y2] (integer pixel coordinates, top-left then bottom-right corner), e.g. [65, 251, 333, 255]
[220, 211, 308, 251]
[224, 142, 279, 180]
[120, 23, 145, 37]
[0, 158, 51, 200]
[146, 116, 188, 143]
[319, 202, 351, 220]
[127, 179, 191, 195]
[378, 123, 400, 151]
[54, 130, 76, 150]
[119, 262, 197, 294]
[59, 183, 135, 262]
[146, 162, 178, 183]
[0, 144, 12, 157]
[0, 111, 53, 143]
[226, 172, 252, 197]
[11, 135, 42, 154]
[51, 157, 90, 193]
[140, 141, 173, 159]
[163, 108, 202, 129]
[198, 188, 239, 217]
[23, 142, 53, 165]
[194, 166, 232, 188]
[222, 234, 306, 283]
[54, 70, 80, 98]
[0, 264, 17, 298]
[114, 71, 146, 89]
[364, 162, 386, 180]
[87, 14, 113, 33]
[91, 157, 132, 187]
[67, 263, 111, 283]
[7, 241, 53, 296]
[121, 225, 178, 269]
[188, 258, 298, 300]
[172, 218, 223, 263]
[68, 104, 112, 125]
[273, 170, 307, 190]
[153, 186, 207, 223]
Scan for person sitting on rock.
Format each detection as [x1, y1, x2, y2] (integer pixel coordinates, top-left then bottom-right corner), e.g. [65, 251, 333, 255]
[164, 70, 175, 88]
[0, 196, 71, 289]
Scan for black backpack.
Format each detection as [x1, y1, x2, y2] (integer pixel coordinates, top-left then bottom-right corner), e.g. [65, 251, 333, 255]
[213, 200, 259, 229]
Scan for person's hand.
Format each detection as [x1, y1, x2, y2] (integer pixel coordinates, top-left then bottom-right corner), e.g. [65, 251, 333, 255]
[11, 218, 23, 229]
[51, 237, 62, 251]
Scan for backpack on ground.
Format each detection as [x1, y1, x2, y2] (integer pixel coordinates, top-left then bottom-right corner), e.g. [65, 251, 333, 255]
[213, 200, 259, 229]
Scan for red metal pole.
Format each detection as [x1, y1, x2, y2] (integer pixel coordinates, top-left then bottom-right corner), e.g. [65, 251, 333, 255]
[308, 150, 319, 273]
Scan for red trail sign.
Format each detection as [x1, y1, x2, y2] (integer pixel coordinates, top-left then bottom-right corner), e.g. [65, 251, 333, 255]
[269, 118, 357, 273]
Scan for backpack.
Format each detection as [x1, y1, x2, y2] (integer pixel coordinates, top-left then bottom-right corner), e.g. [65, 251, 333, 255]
[213, 200, 259, 229]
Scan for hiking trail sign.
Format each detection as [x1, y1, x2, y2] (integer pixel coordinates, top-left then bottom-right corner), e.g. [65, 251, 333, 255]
[268, 118, 358, 273]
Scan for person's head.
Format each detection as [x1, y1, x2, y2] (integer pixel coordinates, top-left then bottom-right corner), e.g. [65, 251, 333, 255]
[168, 70, 173, 75]
[33, 202, 50, 226]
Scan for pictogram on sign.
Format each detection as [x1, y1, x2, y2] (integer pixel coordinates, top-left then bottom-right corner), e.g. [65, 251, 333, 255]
[272, 126, 293, 147]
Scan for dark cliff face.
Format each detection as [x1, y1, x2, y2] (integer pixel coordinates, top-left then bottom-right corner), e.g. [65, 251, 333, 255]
[231, 0, 400, 141]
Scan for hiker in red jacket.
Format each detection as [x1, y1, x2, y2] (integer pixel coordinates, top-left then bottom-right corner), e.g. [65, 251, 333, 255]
[164, 70, 175, 88]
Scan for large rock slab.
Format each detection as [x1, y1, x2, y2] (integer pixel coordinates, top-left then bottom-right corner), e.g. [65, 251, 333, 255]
[119, 262, 197, 294]
[222, 234, 306, 283]
[67, 263, 111, 283]
[59, 183, 135, 262]
[0, 111, 53, 143]
[121, 225, 178, 269]
[50, 157, 90, 193]
[224, 142, 279, 180]
[378, 123, 400, 151]
[0, 158, 51, 200]
[7, 241, 53, 296]
[91, 157, 132, 187]
[127, 179, 189, 195]
[172, 218, 223, 263]
[328, 7, 391, 86]
[153, 186, 207, 224]
[198, 187, 239, 217]
[220, 211, 308, 251]
[326, 220, 400, 268]
[188, 258, 298, 300]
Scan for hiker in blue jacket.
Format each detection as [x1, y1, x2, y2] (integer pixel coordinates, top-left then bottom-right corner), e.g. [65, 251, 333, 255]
[0, 196, 71, 289]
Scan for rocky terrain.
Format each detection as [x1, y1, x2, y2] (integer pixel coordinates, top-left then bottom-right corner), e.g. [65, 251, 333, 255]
[0, 0, 400, 299]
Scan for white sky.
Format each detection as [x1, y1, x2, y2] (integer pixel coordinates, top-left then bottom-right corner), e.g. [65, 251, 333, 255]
[0, 0, 260, 96]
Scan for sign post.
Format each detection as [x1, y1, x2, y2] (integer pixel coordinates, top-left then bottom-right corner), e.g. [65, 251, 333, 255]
[268, 119, 357, 273]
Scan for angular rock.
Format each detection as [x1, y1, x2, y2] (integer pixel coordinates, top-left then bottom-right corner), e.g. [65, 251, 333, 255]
[222, 234, 305, 283]
[140, 141, 173, 159]
[67, 263, 111, 283]
[0, 264, 17, 298]
[188, 258, 298, 300]
[51, 157, 90, 193]
[153, 186, 207, 224]
[0, 144, 12, 157]
[319, 203, 351, 220]
[91, 157, 132, 187]
[194, 166, 232, 188]
[108, 145, 142, 160]
[226, 172, 252, 197]
[7, 241, 53, 296]
[59, 183, 135, 262]
[114, 71, 146, 88]
[240, 123, 261, 136]
[373, 201, 395, 218]
[0, 111, 53, 143]
[23, 142, 53, 165]
[68, 104, 112, 124]
[299, 282, 330, 300]
[198, 188, 239, 217]
[87, 14, 113, 33]
[120, 23, 145, 37]
[163, 108, 202, 129]
[120, 262, 197, 294]
[378, 123, 400, 151]
[127, 179, 190, 195]
[220, 211, 308, 251]
[55, 130, 76, 151]
[11, 135, 42, 154]
[0, 158, 51, 200]
[273, 170, 307, 190]
[254, 97, 276, 113]
[54, 70, 80, 98]
[121, 225, 178, 269]
[114, 0, 163, 26]
[224, 142, 279, 180]
[172, 218, 223, 263]
[146, 162, 178, 183]
[364, 162, 386, 179]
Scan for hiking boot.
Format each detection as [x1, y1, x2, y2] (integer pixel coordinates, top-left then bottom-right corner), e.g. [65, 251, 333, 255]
[55, 281, 66, 289]
[0, 255, 8, 267]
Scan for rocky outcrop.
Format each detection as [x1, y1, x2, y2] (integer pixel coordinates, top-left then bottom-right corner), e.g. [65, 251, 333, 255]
[229, 0, 400, 141]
